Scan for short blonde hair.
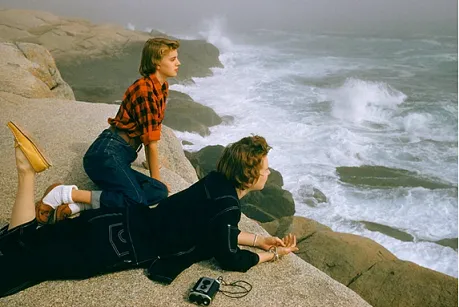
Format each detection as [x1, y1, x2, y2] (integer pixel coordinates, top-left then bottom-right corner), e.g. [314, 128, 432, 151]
[139, 37, 180, 77]
[217, 135, 271, 190]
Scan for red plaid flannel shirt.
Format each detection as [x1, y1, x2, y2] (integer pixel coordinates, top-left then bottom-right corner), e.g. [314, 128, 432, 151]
[108, 74, 168, 145]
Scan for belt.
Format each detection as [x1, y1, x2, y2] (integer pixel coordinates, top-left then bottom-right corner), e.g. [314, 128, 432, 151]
[109, 126, 142, 151]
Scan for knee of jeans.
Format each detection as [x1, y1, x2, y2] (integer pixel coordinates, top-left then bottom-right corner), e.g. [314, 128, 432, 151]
[153, 180, 168, 194]
[83, 153, 108, 178]
[154, 185, 169, 204]
[82, 156, 90, 172]
[83, 152, 96, 172]
[125, 195, 146, 207]
[158, 187, 168, 200]
[83, 159, 96, 179]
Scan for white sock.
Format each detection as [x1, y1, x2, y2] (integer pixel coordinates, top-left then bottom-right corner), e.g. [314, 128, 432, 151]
[42, 185, 78, 209]
[68, 203, 92, 215]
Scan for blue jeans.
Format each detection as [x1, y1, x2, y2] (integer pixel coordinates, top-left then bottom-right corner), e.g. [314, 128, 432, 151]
[83, 129, 168, 208]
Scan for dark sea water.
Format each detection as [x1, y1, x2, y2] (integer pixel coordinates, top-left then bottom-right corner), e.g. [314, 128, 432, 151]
[168, 20, 458, 277]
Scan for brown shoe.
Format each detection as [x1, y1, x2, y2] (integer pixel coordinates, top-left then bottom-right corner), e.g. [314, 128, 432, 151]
[55, 204, 72, 222]
[35, 200, 54, 225]
[35, 183, 72, 225]
[35, 201, 72, 225]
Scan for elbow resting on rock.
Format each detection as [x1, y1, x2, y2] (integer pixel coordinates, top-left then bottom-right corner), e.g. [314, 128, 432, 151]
[217, 258, 251, 272]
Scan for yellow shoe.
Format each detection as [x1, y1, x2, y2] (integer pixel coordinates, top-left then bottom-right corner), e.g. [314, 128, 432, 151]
[7, 121, 52, 173]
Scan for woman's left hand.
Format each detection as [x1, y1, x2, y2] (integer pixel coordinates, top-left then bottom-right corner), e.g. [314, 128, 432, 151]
[257, 235, 285, 251]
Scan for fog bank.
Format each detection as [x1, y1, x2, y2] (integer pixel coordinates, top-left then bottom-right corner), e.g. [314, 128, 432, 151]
[1, 0, 457, 37]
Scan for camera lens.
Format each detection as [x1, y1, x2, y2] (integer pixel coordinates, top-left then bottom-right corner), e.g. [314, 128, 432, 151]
[189, 294, 197, 303]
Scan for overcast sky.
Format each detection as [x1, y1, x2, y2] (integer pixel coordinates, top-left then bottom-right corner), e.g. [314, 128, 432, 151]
[1, 0, 457, 36]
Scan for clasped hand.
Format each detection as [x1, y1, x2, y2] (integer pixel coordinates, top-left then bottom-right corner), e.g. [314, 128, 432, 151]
[257, 233, 299, 256]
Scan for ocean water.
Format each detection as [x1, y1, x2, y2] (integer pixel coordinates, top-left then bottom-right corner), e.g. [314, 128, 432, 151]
[149, 20, 458, 277]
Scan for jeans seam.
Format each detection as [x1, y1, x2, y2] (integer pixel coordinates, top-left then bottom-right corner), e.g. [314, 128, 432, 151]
[103, 138, 113, 154]
[209, 206, 239, 224]
[112, 155, 143, 205]
[87, 213, 123, 223]
[2, 280, 36, 296]
[87, 131, 135, 160]
[126, 208, 139, 264]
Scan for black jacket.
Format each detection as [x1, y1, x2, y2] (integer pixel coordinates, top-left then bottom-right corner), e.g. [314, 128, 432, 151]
[125, 171, 260, 284]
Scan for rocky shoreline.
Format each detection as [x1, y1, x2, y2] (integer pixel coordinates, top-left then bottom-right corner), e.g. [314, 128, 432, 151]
[186, 143, 458, 307]
[56, 39, 222, 104]
[0, 8, 457, 307]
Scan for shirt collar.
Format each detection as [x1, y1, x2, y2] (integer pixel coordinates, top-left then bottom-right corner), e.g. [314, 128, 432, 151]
[148, 73, 169, 95]
[205, 171, 240, 203]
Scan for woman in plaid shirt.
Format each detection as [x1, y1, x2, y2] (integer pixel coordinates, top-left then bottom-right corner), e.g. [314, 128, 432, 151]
[35, 38, 181, 224]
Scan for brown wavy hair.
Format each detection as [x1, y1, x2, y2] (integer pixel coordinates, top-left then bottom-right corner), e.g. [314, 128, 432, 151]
[217, 135, 271, 190]
[139, 37, 180, 77]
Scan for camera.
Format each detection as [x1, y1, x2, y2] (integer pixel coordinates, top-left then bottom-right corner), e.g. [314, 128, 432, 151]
[188, 277, 220, 306]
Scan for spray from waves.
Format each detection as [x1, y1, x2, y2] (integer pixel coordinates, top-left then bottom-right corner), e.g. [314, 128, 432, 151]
[126, 23, 136, 31]
[197, 16, 234, 52]
[322, 78, 407, 125]
[402, 113, 432, 134]
[124, 21, 197, 39]
[401, 113, 448, 142]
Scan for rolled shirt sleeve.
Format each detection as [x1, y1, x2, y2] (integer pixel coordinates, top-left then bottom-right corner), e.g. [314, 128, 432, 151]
[133, 92, 163, 145]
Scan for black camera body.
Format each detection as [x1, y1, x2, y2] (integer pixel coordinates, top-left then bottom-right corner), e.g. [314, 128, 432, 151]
[188, 277, 220, 306]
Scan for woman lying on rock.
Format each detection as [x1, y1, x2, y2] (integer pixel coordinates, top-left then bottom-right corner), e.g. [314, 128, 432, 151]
[0, 122, 299, 297]
[35, 37, 181, 224]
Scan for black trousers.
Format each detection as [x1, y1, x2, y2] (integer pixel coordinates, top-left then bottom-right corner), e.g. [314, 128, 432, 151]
[0, 208, 134, 297]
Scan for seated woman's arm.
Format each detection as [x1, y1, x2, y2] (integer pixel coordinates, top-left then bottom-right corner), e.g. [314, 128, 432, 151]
[238, 231, 284, 250]
[209, 207, 298, 269]
[209, 209, 259, 271]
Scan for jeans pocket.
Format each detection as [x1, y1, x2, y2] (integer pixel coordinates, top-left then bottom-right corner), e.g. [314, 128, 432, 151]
[108, 222, 130, 258]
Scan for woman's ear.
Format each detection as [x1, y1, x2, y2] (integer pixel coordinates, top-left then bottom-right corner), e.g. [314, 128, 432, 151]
[152, 59, 159, 70]
[244, 179, 256, 191]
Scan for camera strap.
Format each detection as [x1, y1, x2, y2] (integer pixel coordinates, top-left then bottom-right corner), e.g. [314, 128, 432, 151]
[216, 276, 253, 298]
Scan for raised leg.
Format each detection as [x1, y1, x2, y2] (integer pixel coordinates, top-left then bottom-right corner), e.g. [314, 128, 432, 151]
[8, 147, 36, 230]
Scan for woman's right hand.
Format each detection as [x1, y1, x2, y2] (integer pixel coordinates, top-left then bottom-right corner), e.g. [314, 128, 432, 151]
[257, 233, 299, 264]
[277, 233, 299, 256]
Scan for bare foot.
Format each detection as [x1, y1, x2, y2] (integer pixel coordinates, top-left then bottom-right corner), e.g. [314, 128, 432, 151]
[15, 146, 35, 175]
